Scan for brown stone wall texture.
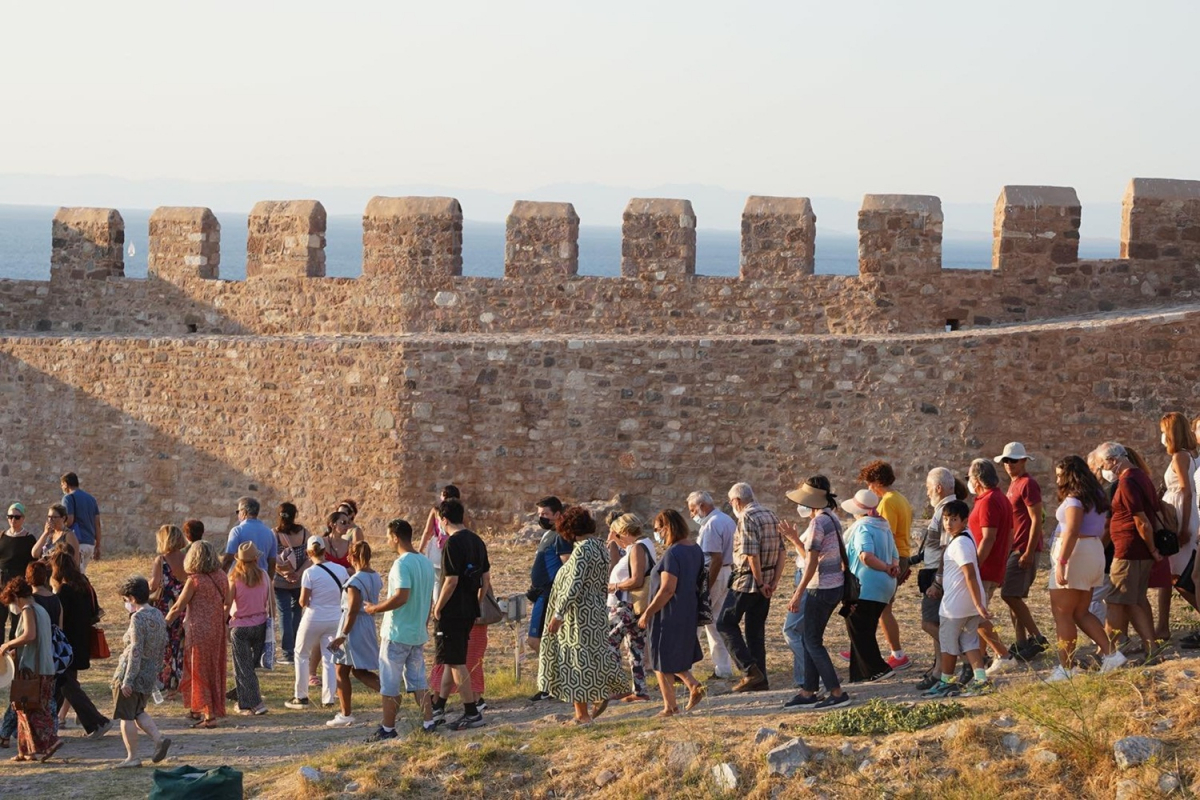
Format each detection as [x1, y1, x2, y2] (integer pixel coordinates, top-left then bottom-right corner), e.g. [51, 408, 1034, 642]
[362, 196, 463, 280]
[50, 208, 125, 281]
[1121, 178, 1200, 261]
[992, 186, 1081, 274]
[0, 306, 1196, 553]
[148, 207, 221, 281]
[505, 201, 579, 280]
[621, 198, 697, 280]
[740, 196, 816, 280]
[245, 200, 326, 279]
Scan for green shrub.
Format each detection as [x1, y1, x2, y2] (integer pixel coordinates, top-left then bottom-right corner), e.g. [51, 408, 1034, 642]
[800, 698, 968, 736]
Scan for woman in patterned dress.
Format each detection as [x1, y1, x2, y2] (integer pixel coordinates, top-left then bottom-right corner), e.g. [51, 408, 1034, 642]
[148, 525, 187, 696]
[537, 506, 628, 725]
[0, 577, 62, 762]
[165, 541, 229, 728]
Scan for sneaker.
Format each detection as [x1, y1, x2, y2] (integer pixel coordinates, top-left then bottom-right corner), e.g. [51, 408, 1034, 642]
[862, 668, 893, 684]
[225, 688, 239, 701]
[1100, 650, 1128, 673]
[151, 736, 172, 764]
[923, 680, 961, 698]
[1045, 664, 1076, 683]
[838, 650, 851, 663]
[813, 693, 851, 710]
[915, 673, 940, 692]
[284, 697, 310, 710]
[448, 712, 484, 731]
[326, 713, 356, 728]
[783, 693, 821, 710]
[985, 655, 1017, 676]
[885, 654, 911, 671]
[529, 691, 551, 702]
[732, 665, 769, 693]
[431, 704, 447, 724]
[278, 654, 294, 665]
[476, 698, 488, 712]
[962, 679, 994, 696]
[86, 719, 113, 740]
[1013, 638, 1047, 662]
[365, 726, 398, 742]
[421, 720, 440, 733]
[958, 663, 973, 685]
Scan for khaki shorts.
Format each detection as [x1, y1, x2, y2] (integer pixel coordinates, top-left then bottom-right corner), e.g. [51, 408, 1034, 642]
[1108, 558, 1153, 606]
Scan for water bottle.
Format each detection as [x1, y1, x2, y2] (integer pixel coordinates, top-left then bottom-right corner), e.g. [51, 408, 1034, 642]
[152, 688, 164, 704]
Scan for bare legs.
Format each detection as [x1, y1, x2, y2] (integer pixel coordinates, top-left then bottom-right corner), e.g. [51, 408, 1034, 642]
[652, 670, 703, 716]
[880, 604, 901, 653]
[1049, 588, 1114, 668]
[117, 713, 165, 767]
[335, 665, 381, 717]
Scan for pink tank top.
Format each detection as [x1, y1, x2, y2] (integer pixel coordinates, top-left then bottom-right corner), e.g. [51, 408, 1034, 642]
[230, 578, 268, 627]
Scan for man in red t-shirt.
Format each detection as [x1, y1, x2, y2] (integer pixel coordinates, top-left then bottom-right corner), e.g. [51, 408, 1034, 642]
[1098, 442, 1160, 652]
[995, 443, 1047, 659]
[966, 459, 1018, 675]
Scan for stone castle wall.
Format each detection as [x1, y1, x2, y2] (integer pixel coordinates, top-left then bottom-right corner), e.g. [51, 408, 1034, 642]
[1, 178, 1198, 551]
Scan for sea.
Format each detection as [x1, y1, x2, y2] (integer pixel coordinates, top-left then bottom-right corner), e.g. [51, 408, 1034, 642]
[0, 205, 1119, 281]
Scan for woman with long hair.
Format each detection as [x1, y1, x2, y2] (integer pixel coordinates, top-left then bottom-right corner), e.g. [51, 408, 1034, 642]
[639, 509, 706, 717]
[31, 504, 79, 564]
[1161, 413, 1199, 614]
[419, 485, 460, 603]
[148, 525, 187, 696]
[272, 502, 310, 665]
[326, 541, 382, 727]
[1046, 455, 1127, 681]
[46, 547, 111, 741]
[165, 540, 228, 728]
[323, 511, 354, 573]
[0, 577, 62, 762]
[228, 541, 270, 715]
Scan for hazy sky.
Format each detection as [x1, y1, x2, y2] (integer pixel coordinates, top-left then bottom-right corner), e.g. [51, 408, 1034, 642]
[3, 0, 1198, 204]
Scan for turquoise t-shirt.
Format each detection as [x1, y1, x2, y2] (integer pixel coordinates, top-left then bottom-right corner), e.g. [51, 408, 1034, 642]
[845, 516, 899, 604]
[383, 552, 435, 646]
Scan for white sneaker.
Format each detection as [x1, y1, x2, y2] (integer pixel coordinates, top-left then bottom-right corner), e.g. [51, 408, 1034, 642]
[1045, 664, 1076, 683]
[985, 655, 1017, 676]
[325, 713, 356, 728]
[1100, 650, 1128, 673]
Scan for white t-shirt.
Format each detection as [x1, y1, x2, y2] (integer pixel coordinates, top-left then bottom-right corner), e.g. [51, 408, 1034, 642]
[301, 561, 349, 622]
[940, 534, 984, 619]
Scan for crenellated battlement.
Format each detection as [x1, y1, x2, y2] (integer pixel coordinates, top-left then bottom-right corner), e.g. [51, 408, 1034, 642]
[2, 178, 1199, 338]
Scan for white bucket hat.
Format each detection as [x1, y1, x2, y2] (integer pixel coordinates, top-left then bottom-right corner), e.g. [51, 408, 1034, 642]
[840, 489, 880, 517]
[994, 442, 1034, 462]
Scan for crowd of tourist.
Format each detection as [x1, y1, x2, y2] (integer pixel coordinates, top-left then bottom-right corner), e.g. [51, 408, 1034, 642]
[3, 413, 1200, 763]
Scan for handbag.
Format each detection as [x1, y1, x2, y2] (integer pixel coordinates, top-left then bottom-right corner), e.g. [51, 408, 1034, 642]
[10, 669, 45, 712]
[834, 521, 861, 617]
[1151, 490, 1181, 557]
[476, 589, 504, 626]
[696, 560, 713, 627]
[89, 626, 111, 660]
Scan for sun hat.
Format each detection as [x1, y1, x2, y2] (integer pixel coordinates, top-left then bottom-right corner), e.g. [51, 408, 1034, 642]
[994, 442, 1034, 462]
[840, 489, 881, 516]
[0, 654, 14, 690]
[786, 483, 830, 509]
[236, 541, 260, 563]
[307, 535, 327, 551]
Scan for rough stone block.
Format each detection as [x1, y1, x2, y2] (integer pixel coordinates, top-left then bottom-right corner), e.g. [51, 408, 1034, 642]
[621, 198, 696, 280]
[992, 185, 1081, 272]
[363, 196, 462, 280]
[1120, 178, 1200, 261]
[246, 200, 326, 279]
[50, 207, 125, 281]
[148, 207, 220, 281]
[740, 195, 816, 280]
[857, 194, 942, 277]
[505, 201, 579, 280]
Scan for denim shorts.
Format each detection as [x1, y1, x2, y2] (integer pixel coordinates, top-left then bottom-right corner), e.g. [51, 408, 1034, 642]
[379, 639, 427, 695]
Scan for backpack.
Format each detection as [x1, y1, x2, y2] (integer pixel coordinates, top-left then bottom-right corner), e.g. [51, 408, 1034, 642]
[51, 623, 74, 675]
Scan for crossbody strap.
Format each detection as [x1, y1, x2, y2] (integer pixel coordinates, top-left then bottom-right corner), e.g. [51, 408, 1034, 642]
[316, 563, 344, 592]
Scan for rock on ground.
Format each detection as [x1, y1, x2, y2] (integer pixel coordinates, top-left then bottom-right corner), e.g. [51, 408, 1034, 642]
[668, 741, 700, 773]
[298, 767, 321, 783]
[1113, 736, 1165, 770]
[712, 763, 738, 791]
[766, 737, 812, 777]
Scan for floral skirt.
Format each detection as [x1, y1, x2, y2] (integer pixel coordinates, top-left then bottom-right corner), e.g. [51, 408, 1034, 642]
[17, 676, 59, 757]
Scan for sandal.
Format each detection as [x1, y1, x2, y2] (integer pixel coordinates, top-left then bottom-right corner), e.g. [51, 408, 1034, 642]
[0, 736, 9, 749]
[590, 698, 610, 720]
[655, 709, 677, 718]
[190, 718, 218, 729]
[686, 685, 706, 711]
[621, 693, 650, 703]
[39, 741, 63, 763]
[10, 754, 32, 762]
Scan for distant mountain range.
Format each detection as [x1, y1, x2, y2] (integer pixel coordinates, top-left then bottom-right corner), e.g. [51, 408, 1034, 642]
[0, 173, 1122, 241]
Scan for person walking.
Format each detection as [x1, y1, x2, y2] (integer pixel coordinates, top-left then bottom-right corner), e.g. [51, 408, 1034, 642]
[284, 536, 348, 710]
[1, 503, 36, 639]
[1046, 456, 1127, 681]
[995, 443, 1049, 659]
[148, 525, 187, 696]
[526, 497, 570, 672]
[0, 577, 62, 762]
[965, 459, 1020, 677]
[686, 492, 736, 681]
[220, 497, 277, 578]
[272, 502, 311, 665]
[842, 490, 899, 683]
[1160, 413, 1199, 614]
[605, 512, 655, 702]
[780, 476, 835, 693]
[783, 480, 851, 710]
[48, 549, 111, 741]
[110, 576, 171, 768]
[227, 542, 270, 716]
[718, 483, 784, 693]
[60, 473, 102, 572]
[537, 506, 627, 725]
[639, 510, 705, 716]
[419, 485, 460, 603]
[912, 468, 961, 690]
[165, 540, 228, 728]
[327, 541, 383, 728]
[858, 461, 914, 671]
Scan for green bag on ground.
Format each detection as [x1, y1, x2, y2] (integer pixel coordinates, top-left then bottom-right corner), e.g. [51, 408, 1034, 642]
[150, 765, 244, 799]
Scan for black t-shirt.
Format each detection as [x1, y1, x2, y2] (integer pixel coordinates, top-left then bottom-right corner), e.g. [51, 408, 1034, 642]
[441, 528, 490, 621]
[56, 582, 97, 671]
[0, 533, 35, 583]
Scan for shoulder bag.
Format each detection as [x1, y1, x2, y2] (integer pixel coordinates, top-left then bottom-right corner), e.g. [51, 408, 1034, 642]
[10, 669, 45, 713]
[316, 563, 345, 592]
[834, 521, 861, 618]
[476, 589, 505, 626]
[86, 582, 110, 660]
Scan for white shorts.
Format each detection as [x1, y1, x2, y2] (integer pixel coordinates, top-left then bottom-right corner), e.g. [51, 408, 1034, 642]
[1048, 536, 1105, 591]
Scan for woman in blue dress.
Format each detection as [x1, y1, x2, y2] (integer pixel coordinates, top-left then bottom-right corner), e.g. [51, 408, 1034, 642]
[639, 509, 706, 716]
[326, 541, 382, 728]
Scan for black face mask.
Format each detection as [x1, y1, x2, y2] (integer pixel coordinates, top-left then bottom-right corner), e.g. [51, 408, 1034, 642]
[538, 516, 554, 530]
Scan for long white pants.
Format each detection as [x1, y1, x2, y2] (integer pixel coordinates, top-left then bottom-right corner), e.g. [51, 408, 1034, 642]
[703, 566, 734, 678]
[294, 612, 338, 705]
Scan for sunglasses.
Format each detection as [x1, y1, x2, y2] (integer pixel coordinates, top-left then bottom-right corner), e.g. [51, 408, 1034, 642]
[7, 515, 22, 520]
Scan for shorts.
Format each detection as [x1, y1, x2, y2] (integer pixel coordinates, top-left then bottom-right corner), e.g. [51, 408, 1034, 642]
[528, 594, 549, 638]
[1001, 551, 1037, 598]
[920, 588, 940, 626]
[938, 615, 982, 657]
[379, 639, 427, 695]
[112, 687, 148, 721]
[435, 619, 473, 665]
[981, 581, 1000, 604]
[1048, 536, 1105, 591]
[1108, 558, 1153, 606]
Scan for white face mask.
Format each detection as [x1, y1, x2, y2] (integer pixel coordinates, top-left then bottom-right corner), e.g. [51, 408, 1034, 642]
[691, 513, 704, 525]
[1101, 469, 1117, 483]
[1162, 433, 1169, 447]
[124, 601, 136, 614]
[967, 479, 979, 495]
[796, 505, 813, 519]
[7, 604, 19, 617]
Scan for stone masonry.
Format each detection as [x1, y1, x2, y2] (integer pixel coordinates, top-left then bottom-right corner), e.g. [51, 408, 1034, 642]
[2, 178, 1200, 551]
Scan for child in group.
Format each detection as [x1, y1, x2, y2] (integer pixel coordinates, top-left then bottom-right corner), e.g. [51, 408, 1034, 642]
[924, 500, 993, 697]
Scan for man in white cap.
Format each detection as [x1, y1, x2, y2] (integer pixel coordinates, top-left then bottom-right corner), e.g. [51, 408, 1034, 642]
[994, 443, 1048, 660]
